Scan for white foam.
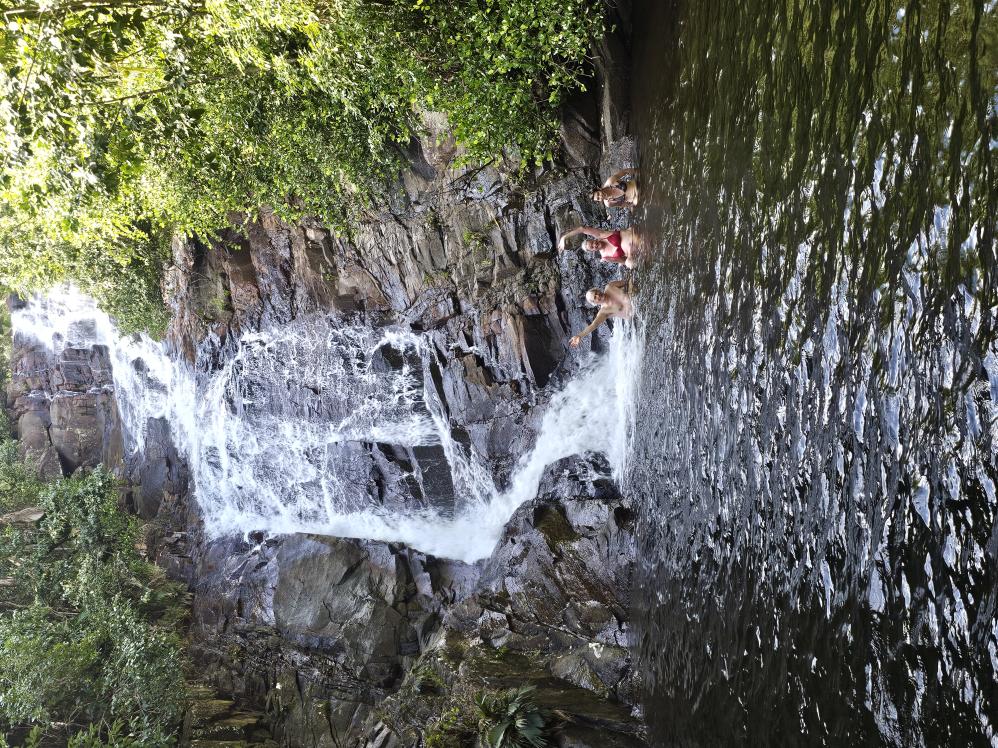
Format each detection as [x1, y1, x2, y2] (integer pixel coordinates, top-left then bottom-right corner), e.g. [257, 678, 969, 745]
[12, 287, 642, 563]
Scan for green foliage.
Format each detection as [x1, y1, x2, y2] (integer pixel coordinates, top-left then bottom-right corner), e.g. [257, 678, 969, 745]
[0, 0, 603, 333]
[0, 465, 187, 744]
[0, 725, 42, 748]
[409, 663, 445, 695]
[476, 685, 549, 748]
[73, 242, 172, 338]
[403, 0, 603, 167]
[374, 654, 479, 747]
[0, 719, 160, 748]
[0, 310, 40, 513]
[462, 230, 488, 251]
[0, 442, 40, 514]
[424, 706, 476, 748]
[0, 303, 9, 399]
[0, 305, 9, 447]
[67, 720, 148, 748]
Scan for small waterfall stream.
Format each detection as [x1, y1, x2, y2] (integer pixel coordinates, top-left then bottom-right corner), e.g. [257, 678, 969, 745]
[12, 288, 641, 563]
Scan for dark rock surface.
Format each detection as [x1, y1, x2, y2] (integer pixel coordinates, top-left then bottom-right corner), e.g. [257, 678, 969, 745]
[183, 458, 642, 747]
[3, 6, 644, 745]
[451, 456, 637, 701]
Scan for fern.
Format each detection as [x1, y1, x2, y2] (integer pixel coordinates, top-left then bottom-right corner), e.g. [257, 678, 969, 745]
[477, 686, 548, 748]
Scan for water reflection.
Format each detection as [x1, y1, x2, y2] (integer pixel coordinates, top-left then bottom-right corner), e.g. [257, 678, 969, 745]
[629, 0, 996, 744]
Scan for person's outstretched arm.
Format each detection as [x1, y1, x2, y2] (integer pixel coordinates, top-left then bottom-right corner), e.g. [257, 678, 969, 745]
[603, 168, 639, 188]
[569, 310, 612, 347]
[558, 226, 614, 251]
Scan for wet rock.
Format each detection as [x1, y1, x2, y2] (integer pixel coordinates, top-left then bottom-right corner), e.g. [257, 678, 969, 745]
[128, 416, 188, 520]
[6, 333, 122, 478]
[367, 455, 643, 746]
[184, 535, 471, 744]
[272, 539, 414, 668]
[557, 726, 647, 748]
[0, 21, 646, 746]
[454, 456, 636, 690]
[181, 684, 278, 747]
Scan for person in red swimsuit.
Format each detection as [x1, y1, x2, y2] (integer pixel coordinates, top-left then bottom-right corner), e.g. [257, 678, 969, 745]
[557, 225, 640, 267]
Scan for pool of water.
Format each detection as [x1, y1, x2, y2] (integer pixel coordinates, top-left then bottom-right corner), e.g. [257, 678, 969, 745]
[628, 0, 997, 743]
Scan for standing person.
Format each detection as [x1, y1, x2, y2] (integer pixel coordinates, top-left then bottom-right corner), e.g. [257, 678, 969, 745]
[591, 167, 640, 208]
[557, 226, 640, 267]
[570, 280, 633, 347]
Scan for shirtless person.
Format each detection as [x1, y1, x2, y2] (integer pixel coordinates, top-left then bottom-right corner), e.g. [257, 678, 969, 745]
[592, 167, 639, 208]
[557, 225, 639, 268]
[570, 280, 633, 347]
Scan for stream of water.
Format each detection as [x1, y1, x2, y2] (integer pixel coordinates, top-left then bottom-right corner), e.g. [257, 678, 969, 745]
[629, 0, 996, 744]
[12, 288, 641, 563]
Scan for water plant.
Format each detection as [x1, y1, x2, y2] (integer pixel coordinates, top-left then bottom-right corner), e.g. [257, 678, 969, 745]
[476, 685, 549, 748]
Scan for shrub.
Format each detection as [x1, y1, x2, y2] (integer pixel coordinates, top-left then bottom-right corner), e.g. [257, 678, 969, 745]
[67, 720, 149, 748]
[398, 0, 604, 167]
[476, 685, 549, 748]
[0, 466, 188, 744]
[0, 441, 42, 514]
[0, 0, 605, 333]
[424, 707, 473, 748]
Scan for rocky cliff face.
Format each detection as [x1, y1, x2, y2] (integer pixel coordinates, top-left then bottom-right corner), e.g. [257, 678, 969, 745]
[178, 454, 641, 748]
[5, 311, 123, 480]
[4, 7, 644, 745]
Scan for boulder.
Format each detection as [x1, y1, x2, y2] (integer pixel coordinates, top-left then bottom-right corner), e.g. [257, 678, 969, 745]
[6, 334, 122, 479]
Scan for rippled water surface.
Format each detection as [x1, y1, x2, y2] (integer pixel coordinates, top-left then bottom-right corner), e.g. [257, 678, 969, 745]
[629, 0, 996, 744]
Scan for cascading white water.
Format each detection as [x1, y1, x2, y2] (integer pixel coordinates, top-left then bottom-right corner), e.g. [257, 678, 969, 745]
[12, 287, 642, 562]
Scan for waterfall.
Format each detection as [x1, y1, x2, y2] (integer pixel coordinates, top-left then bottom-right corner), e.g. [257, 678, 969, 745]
[12, 288, 641, 563]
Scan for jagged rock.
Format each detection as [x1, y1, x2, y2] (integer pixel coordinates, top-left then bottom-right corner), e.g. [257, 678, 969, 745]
[366, 456, 644, 747]
[557, 726, 647, 748]
[127, 416, 188, 520]
[272, 538, 416, 667]
[181, 684, 278, 748]
[0, 507, 44, 525]
[6, 332, 122, 478]
[185, 535, 474, 744]
[451, 456, 637, 696]
[2, 13, 645, 746]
